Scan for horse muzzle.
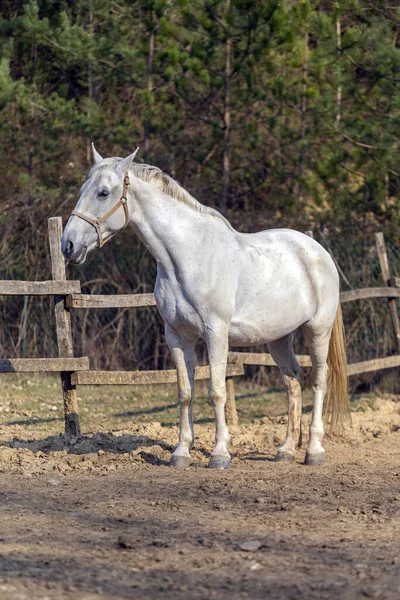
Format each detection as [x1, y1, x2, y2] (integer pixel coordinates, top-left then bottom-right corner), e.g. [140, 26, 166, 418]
[61, 236, 89, 265]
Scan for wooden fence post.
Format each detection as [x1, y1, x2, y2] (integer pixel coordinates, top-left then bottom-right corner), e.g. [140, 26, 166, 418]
[226, 376, 239, 426]
[48, 217, 81, 436]
[375, 232, 400, 354]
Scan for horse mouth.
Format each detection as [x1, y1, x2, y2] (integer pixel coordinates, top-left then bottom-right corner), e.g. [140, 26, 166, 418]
[68, 246, 89, 265]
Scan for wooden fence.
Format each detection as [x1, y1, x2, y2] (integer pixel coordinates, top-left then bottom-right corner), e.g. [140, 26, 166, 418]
[1, 218, 400, 434]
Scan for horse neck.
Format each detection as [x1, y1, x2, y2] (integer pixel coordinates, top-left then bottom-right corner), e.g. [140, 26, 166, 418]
[128, 179, 204, 269]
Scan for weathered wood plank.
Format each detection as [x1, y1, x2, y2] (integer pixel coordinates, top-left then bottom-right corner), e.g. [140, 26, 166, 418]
[389, 277, 400, 289]
[66, 293, 156, 309]
[229, 351, 400, 377]
[375, 232, 391, 282]
[0, 357, 89, 373]
[71, 364, 244, 386]
[347, 355, 400, 376]
[48, 217, 81, 436]
[375, 232, 400, 353]
[228, 352, 312, 367]
[340, 287, 400, 303]
[0, 280, 81, 295]
[226, 377, 239, 426]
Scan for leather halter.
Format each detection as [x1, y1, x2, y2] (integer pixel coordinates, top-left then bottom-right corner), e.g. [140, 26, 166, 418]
[71, 174, 130, 248]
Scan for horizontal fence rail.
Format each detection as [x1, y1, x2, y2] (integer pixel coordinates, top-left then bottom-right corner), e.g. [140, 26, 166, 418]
[0, 280, 81, 295]
[228, 352, 400, 377]
[71, 364, 244, 386]
[0, 357, 89, 373]
[340, 287, 400, 303]
[228, 352, 312, 367]
[346, 355, 400, 376]
[66, 292, 156, 309]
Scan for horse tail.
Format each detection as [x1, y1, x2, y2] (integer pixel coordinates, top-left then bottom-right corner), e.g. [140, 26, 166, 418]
[325, 303, 350, 434]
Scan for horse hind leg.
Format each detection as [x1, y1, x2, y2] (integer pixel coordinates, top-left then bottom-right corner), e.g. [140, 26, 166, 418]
[268, 334, 303, 463]
[302, 324, 331, 466]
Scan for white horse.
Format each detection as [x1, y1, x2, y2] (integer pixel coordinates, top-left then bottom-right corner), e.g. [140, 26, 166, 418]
[61, 147, 349, 469]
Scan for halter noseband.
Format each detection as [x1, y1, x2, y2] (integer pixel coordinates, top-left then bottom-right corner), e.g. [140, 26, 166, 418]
[71, 173, 131, 248]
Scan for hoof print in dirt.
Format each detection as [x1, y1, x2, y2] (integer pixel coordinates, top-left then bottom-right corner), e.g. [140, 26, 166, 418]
[117, 535, 135, 550]
[274, 451, 295, 463]
[140, 451, 168, 466]
[169, 455, 192, 468]
[207, 455, 231, 469]
[304, 452, 325, 466]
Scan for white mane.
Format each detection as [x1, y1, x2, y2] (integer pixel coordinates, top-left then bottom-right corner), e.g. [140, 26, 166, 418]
[89, 158, 234, 231]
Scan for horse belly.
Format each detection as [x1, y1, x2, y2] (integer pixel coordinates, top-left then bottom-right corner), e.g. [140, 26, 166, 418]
[228, 267, 315, 346]
[228, 303, 312, 346]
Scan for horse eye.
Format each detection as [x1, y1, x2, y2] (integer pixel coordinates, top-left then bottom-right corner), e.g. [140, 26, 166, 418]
[98, 188, 110, 198]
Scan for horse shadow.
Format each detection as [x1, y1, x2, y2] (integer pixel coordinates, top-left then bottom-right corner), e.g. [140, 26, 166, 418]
[113, 405, 215, 426]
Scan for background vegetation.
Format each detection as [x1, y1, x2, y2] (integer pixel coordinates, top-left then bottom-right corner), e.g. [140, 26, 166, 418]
[0, 0, 399, 389]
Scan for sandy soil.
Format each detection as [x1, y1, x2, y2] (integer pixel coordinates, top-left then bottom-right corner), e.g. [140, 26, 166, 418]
[0, 396, 399, 599]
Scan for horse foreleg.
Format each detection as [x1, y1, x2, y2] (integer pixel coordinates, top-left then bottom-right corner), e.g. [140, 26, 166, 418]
[166, 325, 196, 468]
[205, 325, 231, 469]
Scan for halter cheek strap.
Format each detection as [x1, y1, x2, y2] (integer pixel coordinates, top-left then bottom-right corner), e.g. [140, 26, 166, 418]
[72, 174, 130, 248]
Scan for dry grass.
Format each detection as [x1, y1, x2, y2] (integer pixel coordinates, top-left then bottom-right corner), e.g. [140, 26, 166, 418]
[0, 372, 385, 446]
[0, 373, 313, 440]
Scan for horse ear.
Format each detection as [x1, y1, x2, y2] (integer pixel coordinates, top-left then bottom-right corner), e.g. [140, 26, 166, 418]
[118, 147, 140, 174]
[92, 143, 103, 164]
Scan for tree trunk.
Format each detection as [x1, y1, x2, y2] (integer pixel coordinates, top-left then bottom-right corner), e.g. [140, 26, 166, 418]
[221, 2, 232, 213]
[298, 31, 308, 203]
[335, 15, 342, 128]
[86, 0, 94, 165]
[144, 20, 155, 158]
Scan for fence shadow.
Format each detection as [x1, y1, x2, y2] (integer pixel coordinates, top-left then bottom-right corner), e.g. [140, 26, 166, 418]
[113, 403, 177, 418]
[2, 431, 175, 465]
[4, 416, 63, 427]
[113, 405, 215, 426]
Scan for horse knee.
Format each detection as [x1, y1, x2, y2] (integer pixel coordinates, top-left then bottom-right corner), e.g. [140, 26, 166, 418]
[178, 388, 191, 407]
[209, 385, 226, 406]
[177, 377, 192, 406]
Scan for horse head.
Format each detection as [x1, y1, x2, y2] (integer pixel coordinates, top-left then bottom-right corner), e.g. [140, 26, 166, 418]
[61, 145, 139, 264]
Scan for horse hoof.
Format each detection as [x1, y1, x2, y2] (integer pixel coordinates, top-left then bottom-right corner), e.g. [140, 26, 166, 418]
[274, 451, 295, 463]
[304, 452, 325, 466]
[208, 455, 231, 470]
[169, 455, 192, 468]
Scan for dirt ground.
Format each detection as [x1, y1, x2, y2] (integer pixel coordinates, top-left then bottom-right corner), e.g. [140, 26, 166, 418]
[0, 381, 400, 599]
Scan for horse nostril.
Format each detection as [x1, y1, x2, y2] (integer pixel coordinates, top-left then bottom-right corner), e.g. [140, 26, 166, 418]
[66, 240, 74, 257]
